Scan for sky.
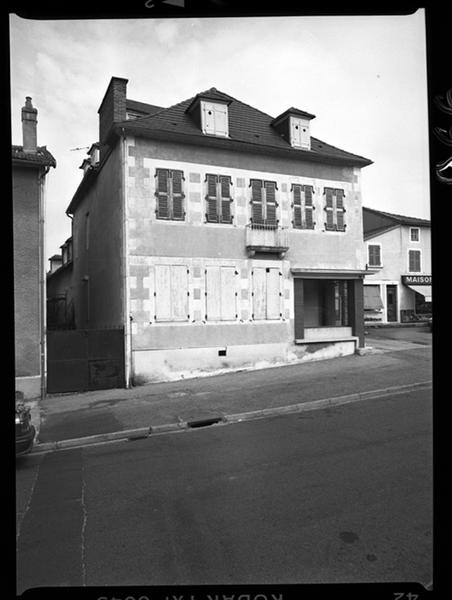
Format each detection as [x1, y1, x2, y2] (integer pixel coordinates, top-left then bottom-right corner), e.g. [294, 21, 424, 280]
[9, 11, 430, 261]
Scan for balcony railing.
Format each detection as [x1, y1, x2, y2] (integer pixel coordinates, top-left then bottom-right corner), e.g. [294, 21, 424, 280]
[245, 223, 289, 258]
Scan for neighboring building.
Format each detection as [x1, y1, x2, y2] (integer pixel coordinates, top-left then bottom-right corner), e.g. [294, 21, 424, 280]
[363, 207, 431, 324]
[66, 77, 372, 385]
[12, 97, 56, 400]
[47, 237, 75, 330]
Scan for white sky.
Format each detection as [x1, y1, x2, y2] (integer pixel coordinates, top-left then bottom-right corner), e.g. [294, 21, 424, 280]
[9, 11, 430, 260]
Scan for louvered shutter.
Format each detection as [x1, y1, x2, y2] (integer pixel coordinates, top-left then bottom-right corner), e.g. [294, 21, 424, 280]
[206, 174, 219, 222]
[156, 169, 169, 219]
[219, 175, 232, 224]
[265, 181, 277, 227]
[325, 188, 334, 228]
[409, 250, 421, 272]
[304, 185, 314, 229]
[292, 185, 302, 228]
[369, 245, 380, 266]
[171, 171, 184, 220]
[335, 189, 345, 230]
[251, 179, 263, 224]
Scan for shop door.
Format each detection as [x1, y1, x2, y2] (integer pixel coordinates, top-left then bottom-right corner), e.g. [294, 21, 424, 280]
[386, 285, 398, 322]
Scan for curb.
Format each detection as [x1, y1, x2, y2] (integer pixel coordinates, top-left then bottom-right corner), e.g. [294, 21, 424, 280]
[32, 380, 432, 454]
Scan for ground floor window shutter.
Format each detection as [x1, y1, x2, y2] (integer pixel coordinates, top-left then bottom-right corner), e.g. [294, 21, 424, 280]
[155, 265, 188, 321]
[206, 266, 221, 320]
[266, 268, 281, 319]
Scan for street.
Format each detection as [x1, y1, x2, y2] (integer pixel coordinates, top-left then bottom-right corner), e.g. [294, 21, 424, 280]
[16, 387, 432, 593]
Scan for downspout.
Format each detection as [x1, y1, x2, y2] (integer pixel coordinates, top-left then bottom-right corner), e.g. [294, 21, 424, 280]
[38, 166, 50, 404]
[120, 129, 132, 387]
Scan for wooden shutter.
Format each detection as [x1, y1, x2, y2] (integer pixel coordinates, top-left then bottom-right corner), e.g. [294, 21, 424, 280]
[252, 267, 267, 320]
[250, 179, 263, 224]
[155, 265, 171, 321]
[171, 265, 188, 320]
[156, 169, 169, 219]
[206, 174, 219, 222]
[264, 181, 277, 226]
[206, 266, 221, 320]
[368, 245, 381, 266]
[171, 170, 184, 220]
[336, 189, 345, 230]
[325, 188, 334, 228]
[292, 184, 302, 228]
[220, 267, 236, 320]
[266, 268, 280, 319]
[219, 175, 232, 224]
[409, 250, 421, 272]
[213, 104, 228, 137]
[303, 185, 314, 229]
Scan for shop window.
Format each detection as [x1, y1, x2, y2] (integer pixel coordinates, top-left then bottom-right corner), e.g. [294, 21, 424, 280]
[205, 174, 233, 224]
[303, 279, 349, 327]
[323, 188, 346, 231]
[408, 249, 421, 272]
[292, 184, 315, 229]
[250, 179, 278, 228]
[155, 169, 185, 221]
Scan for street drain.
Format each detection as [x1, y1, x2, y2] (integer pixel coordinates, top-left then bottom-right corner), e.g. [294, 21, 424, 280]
[186, 417, 223, 429]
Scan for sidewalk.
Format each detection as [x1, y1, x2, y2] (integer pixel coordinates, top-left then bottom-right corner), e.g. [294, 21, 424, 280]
[33, 336, 433, 452]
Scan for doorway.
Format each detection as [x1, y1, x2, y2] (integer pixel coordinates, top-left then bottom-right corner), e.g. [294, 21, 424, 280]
[386, 285, 398, 322]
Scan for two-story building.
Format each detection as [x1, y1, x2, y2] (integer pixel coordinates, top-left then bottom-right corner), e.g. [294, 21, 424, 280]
[13, 97, 56, 400]
[65, 77, 372, 385]
[363, 207, 431, 324]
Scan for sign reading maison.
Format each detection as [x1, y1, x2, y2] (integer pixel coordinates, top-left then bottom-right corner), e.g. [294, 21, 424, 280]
[402, 275, 432, 285]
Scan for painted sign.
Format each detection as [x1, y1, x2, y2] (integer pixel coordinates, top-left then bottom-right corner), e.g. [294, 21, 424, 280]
[402, 275, 432, 285]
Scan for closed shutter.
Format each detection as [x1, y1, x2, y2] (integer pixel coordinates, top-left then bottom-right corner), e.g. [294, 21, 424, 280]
[292, 184, 302, 228]
[265, 181, 277, 226]
[409, 250, 421, 272]
[171, 265, 188, 320]
[220, 267, 236, 320]
[206, 266, 221, 320]
[252, 267, 267, 319]
[304, 185, 314, 229]
[266, 268, 280, 319]
[251, 179, 263, 224]
[213, 104, 228, 137]
[206, 174, 219, 222]
[171, 171, 184, 220]
[156, 169, 169, 219]
[368, 245, 381, 266]
[155, 265, 171, 321]
[219, 175, 232, 223]
[336, 189, 345, 230]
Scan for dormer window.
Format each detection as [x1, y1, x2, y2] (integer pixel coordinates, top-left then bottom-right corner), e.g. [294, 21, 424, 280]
[271, 107, 315, 151]
[290, 117, 311, 149]
[201, 101, 229, 137]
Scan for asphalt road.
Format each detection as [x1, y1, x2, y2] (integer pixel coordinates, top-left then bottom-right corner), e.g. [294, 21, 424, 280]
[16, 388, 432, 593]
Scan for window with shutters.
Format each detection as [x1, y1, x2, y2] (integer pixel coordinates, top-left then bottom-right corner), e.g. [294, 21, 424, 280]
[368, 244, 382, 267]
[252, 267, 281, 320]
[154, 265, 189, 322]
[249, 179, 278, 228]
[291, 184, 315, 229]
[408, 250, 421, 273]
[323, 188, 346, 231]
[205, 266, 238, 321]
[205, 174, 233, 224]
[155, 169, 185, 221]
[201, 101, 229, 137]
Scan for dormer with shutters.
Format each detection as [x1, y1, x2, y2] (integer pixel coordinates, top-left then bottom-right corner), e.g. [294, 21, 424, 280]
[186, 89, 231, 138]
[271, 108, 315, 150]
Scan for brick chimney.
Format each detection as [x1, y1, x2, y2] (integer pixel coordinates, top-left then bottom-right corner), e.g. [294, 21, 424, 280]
[98, 77, 128, 161]
[22, 97, 38, 154]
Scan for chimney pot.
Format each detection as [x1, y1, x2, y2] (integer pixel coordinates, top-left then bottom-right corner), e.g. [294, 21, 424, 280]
[21, 96, 38, 153]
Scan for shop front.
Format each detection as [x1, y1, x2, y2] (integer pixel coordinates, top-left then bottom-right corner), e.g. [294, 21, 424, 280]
[401, 275, 432, 322]
[292, 269, 366, 349]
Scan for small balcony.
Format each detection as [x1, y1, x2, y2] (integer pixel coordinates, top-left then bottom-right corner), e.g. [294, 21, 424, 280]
[245, 223, 289, 258]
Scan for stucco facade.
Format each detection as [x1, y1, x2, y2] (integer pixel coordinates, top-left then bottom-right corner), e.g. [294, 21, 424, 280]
[363, 208, 431, 323]
[67, 78, 372, 385]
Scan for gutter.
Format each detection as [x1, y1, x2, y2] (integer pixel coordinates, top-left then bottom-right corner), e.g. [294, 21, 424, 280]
[120, 128, 132, 388]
